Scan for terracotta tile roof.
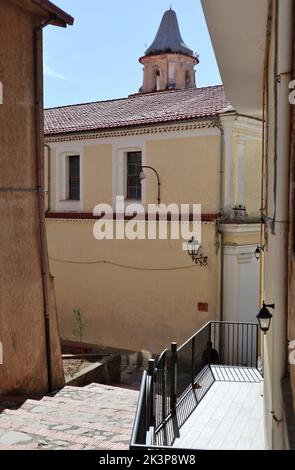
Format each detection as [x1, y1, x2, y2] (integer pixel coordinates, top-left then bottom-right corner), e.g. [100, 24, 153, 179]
[45, 85, 232, 136]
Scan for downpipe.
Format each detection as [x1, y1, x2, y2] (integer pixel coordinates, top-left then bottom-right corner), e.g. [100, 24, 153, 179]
[216, 118, 225, 322]
[34, 19, 54, 392]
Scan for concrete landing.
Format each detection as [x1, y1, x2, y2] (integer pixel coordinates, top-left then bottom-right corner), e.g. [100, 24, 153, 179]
[173, 367, 265, 450]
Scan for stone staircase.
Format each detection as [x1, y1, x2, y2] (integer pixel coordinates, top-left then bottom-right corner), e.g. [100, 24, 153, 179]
[0, 383, 138, 450]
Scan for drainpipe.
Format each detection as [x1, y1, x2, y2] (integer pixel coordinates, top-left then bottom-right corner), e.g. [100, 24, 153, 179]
[44, 144, 51, 212]
[270, 0, 293, 449]
[34, 19, 54, 392]
[216, 118, 225, 322]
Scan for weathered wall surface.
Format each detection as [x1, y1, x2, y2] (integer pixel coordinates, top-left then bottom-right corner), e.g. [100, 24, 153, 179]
[0, 1, 64, 394]
[140, 53, 197, 93]
[46, 220, 218, 354]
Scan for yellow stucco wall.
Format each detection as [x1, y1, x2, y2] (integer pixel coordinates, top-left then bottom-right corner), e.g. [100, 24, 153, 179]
[83, 144, 113, 210]
[145, 136, 219, 212]
[46, 219, 219, 354]
[45, 121, 262, 355]
[46, 134, 221, 212]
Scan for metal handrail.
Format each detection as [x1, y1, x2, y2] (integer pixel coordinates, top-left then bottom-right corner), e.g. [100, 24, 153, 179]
[130, 370, 148, 447]
[178, 320, 258, 352]
[157, 348, 168, 366]
[130, 320, 259, 448]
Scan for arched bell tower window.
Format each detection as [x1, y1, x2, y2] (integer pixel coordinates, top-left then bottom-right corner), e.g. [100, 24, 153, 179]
[156, 70, 161, 91]
[185, 70, 191, 88]
[153, 69, 161, 92]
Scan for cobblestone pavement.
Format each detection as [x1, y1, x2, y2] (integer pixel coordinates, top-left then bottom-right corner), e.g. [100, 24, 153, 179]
[0, 383, 138, 450]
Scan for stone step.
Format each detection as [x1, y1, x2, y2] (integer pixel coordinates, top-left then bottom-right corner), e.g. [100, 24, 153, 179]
[0, 383, 137, 450]
[0, 414, 131, 449]
[0, 422, 127, 450]
[1, 408, 131, 435]
[56, 384, 138, 400]
[45, 394, 137, 413]
[63, 383, 133, 392]
[0, 410, 131, 450]
[42, 395, 135, 419]
[18, 400, 133, 428]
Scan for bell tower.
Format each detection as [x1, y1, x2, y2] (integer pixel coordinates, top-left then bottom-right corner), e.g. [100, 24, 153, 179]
[139, 9, 198, 93]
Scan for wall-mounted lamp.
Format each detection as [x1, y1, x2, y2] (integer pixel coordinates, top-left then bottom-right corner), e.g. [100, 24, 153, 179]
[139, 166, 161, 205]
[254, 245, 265, 261]
[187, 237, 208, 267]
[257, 301, 275, 334]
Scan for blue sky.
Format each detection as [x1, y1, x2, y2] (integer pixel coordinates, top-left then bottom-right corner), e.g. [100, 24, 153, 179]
[44, 0, 221, 108]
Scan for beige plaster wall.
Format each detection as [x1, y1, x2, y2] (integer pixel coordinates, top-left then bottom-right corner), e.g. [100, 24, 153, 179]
[46, 220, 219, 354]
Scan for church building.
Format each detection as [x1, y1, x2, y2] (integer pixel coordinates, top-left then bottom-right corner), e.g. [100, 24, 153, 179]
[44, 9, 262, 354]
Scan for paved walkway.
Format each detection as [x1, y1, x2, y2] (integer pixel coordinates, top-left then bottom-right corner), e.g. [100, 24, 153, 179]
[174, 367, 265, 450]
[0, 383, 138, 450]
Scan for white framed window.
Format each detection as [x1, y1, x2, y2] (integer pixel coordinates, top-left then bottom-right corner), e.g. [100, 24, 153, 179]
[56, 149, 83, 212]
[113, 143, 145, 208]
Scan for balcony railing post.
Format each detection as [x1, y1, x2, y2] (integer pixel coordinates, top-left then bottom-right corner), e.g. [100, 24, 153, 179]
[191, 337, 195, 386]
[162, 354, 166, 423]
[147, 359, 155, 429]
[255, 323, 259, 368]
[170, 342, 177, 414]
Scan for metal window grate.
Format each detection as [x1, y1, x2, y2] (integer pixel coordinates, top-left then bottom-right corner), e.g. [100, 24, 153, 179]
[127, 152, 142, 200]
[69, 155, 80, 201]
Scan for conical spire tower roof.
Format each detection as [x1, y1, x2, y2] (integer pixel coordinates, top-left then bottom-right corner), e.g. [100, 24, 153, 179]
[145, 9, 194, 57]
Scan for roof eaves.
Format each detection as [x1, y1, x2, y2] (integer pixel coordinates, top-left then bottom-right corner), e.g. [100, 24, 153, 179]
[31, 0, 74, 27]
[44, 115, 219, 137]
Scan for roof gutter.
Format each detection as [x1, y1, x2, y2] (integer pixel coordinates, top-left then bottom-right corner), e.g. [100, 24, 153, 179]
[31, 0, 74, 27]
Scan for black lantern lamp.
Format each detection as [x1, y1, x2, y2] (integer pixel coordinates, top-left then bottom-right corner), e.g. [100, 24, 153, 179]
[187, 237, 208, 267]
[254, 245, 265, 261]
[257, 302, 275, 334]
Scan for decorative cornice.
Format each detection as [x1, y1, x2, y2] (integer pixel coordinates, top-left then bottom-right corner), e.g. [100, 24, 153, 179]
[223, 244, 258, 263]
[220, 223, 261, 234]
[45, 119, 216, 144]
[45, 211, 219, 223]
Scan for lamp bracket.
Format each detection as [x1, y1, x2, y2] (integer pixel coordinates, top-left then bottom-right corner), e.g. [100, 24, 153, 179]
[264, 303, 275, 310]
[271, 411, 283, 424]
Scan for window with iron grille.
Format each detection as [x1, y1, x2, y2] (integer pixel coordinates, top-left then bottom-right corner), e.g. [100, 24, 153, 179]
[127, 151, 142, 200]
[68, 155, 80, 201]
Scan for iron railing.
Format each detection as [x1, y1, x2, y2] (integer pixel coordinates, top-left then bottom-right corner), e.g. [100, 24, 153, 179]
[130, 320, 259, 449]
